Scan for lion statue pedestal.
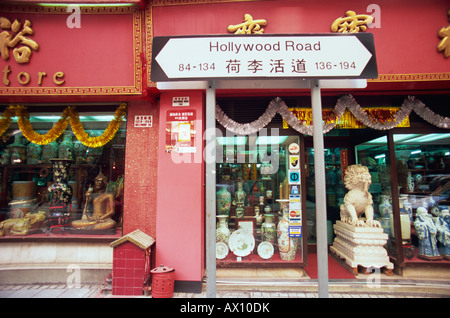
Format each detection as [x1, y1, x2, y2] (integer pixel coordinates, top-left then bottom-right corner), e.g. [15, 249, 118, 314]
[330, 221, 393, 275]
[330, 164, 393, 275]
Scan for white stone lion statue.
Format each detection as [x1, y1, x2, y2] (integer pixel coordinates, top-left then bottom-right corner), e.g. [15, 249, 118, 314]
[340, 164, 380, 228]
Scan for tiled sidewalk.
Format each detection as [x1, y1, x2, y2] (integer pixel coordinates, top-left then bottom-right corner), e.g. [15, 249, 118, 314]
[0, 283, 101, 298]
[0, 282, 449, 298]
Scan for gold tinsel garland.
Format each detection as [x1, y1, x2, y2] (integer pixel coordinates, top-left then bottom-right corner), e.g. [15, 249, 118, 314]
[0, 104, 127, 148]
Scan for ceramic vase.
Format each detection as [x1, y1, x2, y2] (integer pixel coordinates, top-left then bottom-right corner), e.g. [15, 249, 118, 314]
[216, 215, 230, 244]
[261, 214, 276, 244]
[27, 142, 42, 164]
[73, 140, 87, 164]
[8, 135, 26, 164]
[1, 149, 10, 164]
[48, 158, 74, 230]
[390, 212, 411, 244]
[378, 195, 392, 218]
[58, 132, 74, 160]
[407, 172, 415, 192]
[216, 186, 231, 216]
[277, 200, 297, 261]
[401, 195, 413, 221]
[254, 206, 263, 225]
[42, 141, 58, 163]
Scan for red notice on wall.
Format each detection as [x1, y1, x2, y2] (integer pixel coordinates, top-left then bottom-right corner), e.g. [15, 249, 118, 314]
[165, 109, 196, 153]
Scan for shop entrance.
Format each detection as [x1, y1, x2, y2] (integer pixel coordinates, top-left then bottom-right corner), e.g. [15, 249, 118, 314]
[213, 96, 356, 282]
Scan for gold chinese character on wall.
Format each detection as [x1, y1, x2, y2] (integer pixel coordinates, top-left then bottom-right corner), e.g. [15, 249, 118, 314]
[437, 9, 450, 58]
[0, 17, 39, 64]
[331, 10, 373, 33]
[227, 14, 267, 34]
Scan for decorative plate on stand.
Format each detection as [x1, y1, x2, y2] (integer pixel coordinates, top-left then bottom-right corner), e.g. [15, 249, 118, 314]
[228, 229, 255, 257]
[257, 241, 274, 260]
[216, 242, 229, 259]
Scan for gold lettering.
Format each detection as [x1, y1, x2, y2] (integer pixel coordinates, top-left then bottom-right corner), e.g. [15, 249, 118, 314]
[53, 71, 64, 85]
[17, 71, 30, 85]
[227, 14, 267, 34]
[331, 11, 373, 33]
[2, 65, 11, 85]
[37, 71, 46, 85]
[0, 17, 39, 64]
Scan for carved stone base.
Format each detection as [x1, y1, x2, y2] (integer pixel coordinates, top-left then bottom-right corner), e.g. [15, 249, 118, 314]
[330, 221, 393, 274]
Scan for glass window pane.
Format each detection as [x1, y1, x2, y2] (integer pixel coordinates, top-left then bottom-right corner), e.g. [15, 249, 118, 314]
[0, 107, 126, 237]
[394, 133, 450, 261]
[355, 136, 399, 258]
[215, 132, 304, 265]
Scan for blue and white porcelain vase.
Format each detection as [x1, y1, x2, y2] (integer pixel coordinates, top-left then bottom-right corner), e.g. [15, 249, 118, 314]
[402, 195, 413, 221]
[407, 172, 415, 192]
[378, 195, 392, 218]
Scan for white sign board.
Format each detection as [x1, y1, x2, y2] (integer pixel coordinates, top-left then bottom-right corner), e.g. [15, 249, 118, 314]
[151, 34, 377, 81]
[134, 115, 152, 128]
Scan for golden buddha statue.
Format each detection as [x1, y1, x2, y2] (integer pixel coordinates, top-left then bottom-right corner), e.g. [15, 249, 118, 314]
[72, 172, 116, 230]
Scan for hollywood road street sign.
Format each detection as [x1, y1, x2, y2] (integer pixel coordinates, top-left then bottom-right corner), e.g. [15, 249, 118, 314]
[151, 33, 377, 82]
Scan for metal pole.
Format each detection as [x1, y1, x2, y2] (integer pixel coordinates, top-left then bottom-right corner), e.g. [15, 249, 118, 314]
[205, 81, 217, 298]
[310, 79, 329, 298]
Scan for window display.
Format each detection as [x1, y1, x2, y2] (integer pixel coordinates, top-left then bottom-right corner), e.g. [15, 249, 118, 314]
[356, 133, 450, 262]
[0, 105, 126, 237]
[215, 135, 305, 266]
[305, 147, 348, 243]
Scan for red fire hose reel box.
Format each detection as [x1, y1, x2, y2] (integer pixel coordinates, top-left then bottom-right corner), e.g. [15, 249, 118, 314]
[150, 265, 175, 298]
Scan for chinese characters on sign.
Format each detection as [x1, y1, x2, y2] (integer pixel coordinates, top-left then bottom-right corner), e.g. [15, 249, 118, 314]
[331, 11, 374, 33]
[165, 110, 196, 153]
[225, 58, 307, 75]
[0, 17, 39, 64]
[152, 34, 377, 81]
[0, 17, 65, 87]
[227, 14, 267, 34]
[437, 10, 450, 58]
[134, 115, 153, 128]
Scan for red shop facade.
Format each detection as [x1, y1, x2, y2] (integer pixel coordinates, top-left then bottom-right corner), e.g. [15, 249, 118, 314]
[0, 0, 449, 296]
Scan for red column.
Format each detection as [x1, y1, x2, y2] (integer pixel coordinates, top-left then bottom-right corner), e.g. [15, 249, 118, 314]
[123, 100, 159, 238]
[155, 91, 205, 285]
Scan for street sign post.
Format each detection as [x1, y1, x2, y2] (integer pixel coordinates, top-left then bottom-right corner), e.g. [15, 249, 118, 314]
[151, 33, 378, 299]
[151, 33, 377, 81]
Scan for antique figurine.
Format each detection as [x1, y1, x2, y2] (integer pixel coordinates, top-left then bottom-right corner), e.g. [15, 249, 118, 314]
[233, 180, 246, 218]
[414, 207, 442, 260]
[72, 172, 116, 231]
[435, 209, 450, 260]
[340, 164, 380, 227]
[0, 211, 46, 236]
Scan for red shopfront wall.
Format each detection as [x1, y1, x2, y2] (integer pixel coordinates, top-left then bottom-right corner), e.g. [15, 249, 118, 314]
[151, 0, 450, 91]
[155, 91, 205, 290]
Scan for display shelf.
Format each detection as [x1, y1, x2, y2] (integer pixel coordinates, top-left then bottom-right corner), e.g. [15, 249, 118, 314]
[0, 227, 122, 242]
[217, 249, 304, 268]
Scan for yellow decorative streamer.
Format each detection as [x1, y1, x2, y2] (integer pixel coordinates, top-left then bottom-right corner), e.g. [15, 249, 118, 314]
[67, 104, 127, 148]
[16, 105, 70, 145]
[0, 104, 127, 148]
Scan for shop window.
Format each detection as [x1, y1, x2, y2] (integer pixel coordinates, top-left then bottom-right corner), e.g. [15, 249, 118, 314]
[0, 105, 126, 238]
[393, 133, 450, 261]
[355, 136, 397, 257]
[356, 133, 450, 261]
[215, 134, 304, 266]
